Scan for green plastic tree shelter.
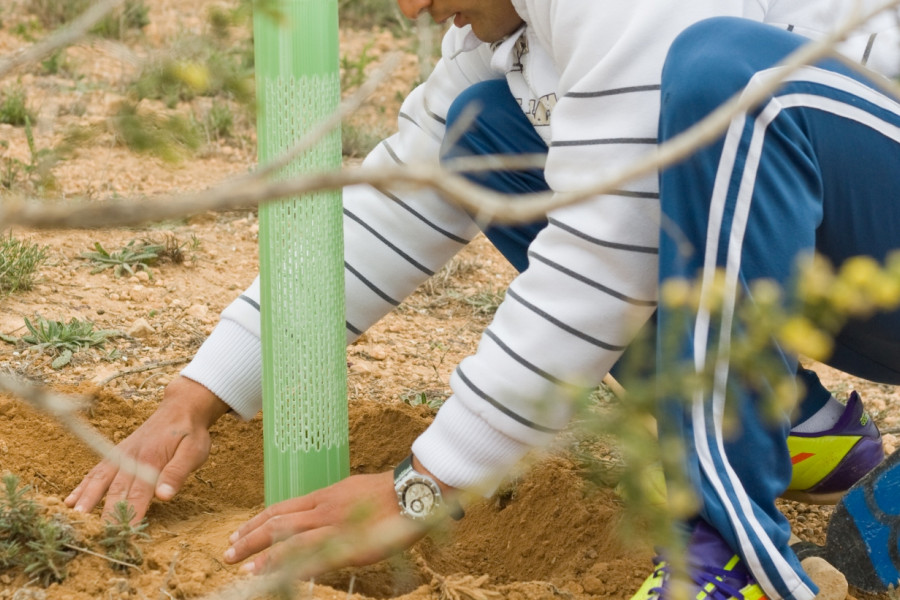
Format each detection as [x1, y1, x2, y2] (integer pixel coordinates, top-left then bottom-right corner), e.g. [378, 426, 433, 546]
[253, 0, 349, 505]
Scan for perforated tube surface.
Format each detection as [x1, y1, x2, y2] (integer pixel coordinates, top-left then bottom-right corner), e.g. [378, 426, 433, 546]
[253, 0, 348, 505]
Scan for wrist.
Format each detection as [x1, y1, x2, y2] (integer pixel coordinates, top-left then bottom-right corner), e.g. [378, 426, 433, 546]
[160, 376, 230, 429]
[398, 454, 464, 521]
[411, 455, 457, 497]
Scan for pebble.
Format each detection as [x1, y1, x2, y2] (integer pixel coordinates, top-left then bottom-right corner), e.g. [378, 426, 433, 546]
[367, 345, 388, 360]
[187, 303, 209, 319]
[801, 557, 847, 600]
[130, 284, 149, 302]
[127, 318, 155, 338]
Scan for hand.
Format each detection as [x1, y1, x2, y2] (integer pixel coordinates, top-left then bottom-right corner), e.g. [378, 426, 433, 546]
[223, 471, 432, 577]
[65, 376, 230, 521]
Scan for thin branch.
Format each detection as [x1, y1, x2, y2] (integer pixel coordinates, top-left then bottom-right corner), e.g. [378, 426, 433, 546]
[0, 0, 126, 80]
[65, 543, 144, 572]
[94, 357, 190, 388]
[3, 0, 899, 230]
[0, 374, 158, 485]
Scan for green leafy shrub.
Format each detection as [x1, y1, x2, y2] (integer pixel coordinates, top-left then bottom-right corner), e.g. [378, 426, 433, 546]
[0, 475, 76, 587]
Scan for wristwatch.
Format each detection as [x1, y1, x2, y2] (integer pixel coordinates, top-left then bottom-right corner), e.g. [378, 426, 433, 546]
[393, 455, 464, 521]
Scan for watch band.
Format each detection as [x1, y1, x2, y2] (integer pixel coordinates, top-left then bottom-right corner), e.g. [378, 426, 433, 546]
[394, 455, 465, 521]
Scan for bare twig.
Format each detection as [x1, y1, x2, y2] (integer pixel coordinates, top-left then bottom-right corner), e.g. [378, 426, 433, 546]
[158, 551, 180, 600]
[1, 1, 898, 231]
[0, 0, 126, 80]
[65, 543, 144, 572]
[0, 374, 157, 485]
[94, 357, 190, 388]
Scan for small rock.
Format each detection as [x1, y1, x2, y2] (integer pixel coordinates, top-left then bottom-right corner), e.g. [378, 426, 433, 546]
[130, 284, 149, 302]
[187, 304, 209, 319]
[801, 556, 847, 600]
[581, 576, 604, 595]
[127, 318, 155, 338]
[135, 271, 151, 282]
[367, 345, 388, 360]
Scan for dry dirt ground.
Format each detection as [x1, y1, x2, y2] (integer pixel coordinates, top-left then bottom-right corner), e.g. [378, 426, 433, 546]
[1, 2, 900, 600]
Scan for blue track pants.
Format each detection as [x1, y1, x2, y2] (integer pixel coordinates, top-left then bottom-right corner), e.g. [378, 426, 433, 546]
[659, 18, 900, 599]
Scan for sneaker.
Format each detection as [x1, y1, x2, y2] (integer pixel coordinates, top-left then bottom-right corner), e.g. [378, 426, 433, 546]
[630, 520, 768, 600]
[784, 391, 885, 504]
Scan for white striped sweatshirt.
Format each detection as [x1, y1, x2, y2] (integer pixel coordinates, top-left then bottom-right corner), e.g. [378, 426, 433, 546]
[182, 0, 900, 493]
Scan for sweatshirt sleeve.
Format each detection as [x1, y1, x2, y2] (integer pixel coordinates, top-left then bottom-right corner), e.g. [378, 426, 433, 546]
[181, 27, 496, 419]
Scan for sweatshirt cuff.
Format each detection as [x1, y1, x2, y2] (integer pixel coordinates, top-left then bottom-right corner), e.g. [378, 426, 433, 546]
[411, 397, 532, 496]
[180, 320, 262, 420]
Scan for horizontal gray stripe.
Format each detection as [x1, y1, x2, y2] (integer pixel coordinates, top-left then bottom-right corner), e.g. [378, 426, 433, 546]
[505, 288, 626, 351]
[238, 295, 259, 311]
[344, 262, 400, 306]
[528, 251, 657, 307]
[455, 368, 561, 434]
[548, 218, 658, 254]
[424, 103, 447, 125]
[398, 111, 421, 130]
[381, 140, 404, 165]
[566, 84, 660, 99]
[611, 189, 659, 200]
[375, 188, 470, 245]
[551, 137, 656, 147]
[483, 328, 569, 387]
[344, 209, 434, 276]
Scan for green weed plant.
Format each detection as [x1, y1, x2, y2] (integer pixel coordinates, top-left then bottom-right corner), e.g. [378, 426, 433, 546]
[400, 389, 447, 412]
[338, 0, 407, 33]
[0, 86, 34, 126]
[0, 234, 47, 295]
[26, 0, 149, 38]
[80, 239, 164, 277]
[99, 501, 150, 569]
[340, 41, 377, 90]
[0, 316, 123, 368]
[2, 117, 60, 193]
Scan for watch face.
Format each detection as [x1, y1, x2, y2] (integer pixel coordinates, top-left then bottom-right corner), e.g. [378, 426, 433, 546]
[401, 480, 437, 518]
